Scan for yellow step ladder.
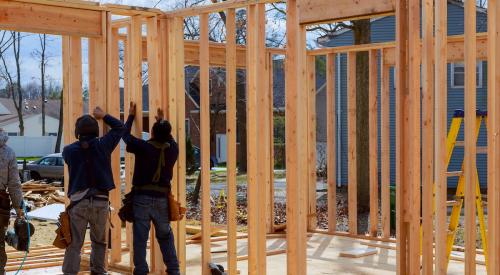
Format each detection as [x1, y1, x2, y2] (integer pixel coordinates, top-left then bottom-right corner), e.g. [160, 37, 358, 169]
[441, 109, 488, 271]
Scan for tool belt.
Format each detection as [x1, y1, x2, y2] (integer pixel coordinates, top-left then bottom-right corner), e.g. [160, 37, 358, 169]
[53, 201, 75, 249]
[0, 190, 11, 227]
[118, 187, 185, 223]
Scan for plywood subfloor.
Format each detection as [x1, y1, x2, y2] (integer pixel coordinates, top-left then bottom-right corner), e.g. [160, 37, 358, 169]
[8, 233, 487, 274]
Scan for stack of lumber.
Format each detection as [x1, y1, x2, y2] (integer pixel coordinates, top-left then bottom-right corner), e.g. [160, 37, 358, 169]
[22, 180, 65, 208]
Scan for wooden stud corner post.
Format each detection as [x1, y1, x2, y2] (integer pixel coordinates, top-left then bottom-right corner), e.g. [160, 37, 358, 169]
[347, 51, 357, 235]
[435, 0, 448, 273]
[62, 36, 83, 206]
[421, 0, 434, 272]
[199, 12, 211, 275]
[326, 53, 336, 234]
[464, 0, 477, 273]
[225, 8, 238, 275]
[488, 0, 500, 274]
[285, 0, 308, 274]
[368, 49, 379, 237]
[108, 23, 122, 265]
[306, 55, 317, 232]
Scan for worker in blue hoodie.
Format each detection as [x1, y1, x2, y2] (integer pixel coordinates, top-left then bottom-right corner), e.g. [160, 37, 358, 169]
[123, 102, 180, 275]
[62, 107, 126, 275]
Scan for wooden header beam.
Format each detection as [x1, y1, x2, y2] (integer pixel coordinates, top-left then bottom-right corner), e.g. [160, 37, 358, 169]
[0, 0, 102, 37]
[116, 33, 285, 68]
[307, 33, 488, 66]
[163, 0, 281, 18]
[298, 0, 395, 25]
[10, 0, 162, 16]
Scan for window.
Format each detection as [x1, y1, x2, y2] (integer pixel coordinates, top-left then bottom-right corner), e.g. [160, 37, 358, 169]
[451, 62, 483, 88]
[39, 157, 57, 166]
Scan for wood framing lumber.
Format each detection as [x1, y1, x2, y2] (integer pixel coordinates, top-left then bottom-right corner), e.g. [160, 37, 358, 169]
[309, 33, 487, 65]
[380, 59, 390, 239]
[123, 26, 133, 254]
[297, 0, 395, 25]
[285, 1, 308, 274]
[167, 18, 180, 269]
[306, 55, 317, 232]
[11, 0, 161, 15]
[267, 52, 276, 235]
[395, 0, 409, 273]
[146, 16, 164, 274]
[115, 33, 286, 68]
[464, 0, 477, 273]
[0, 0, 102, 37]
[421, 0, 434, 273]
[108, 24, 122, 265]
[256, 3, 269, 274]
[174, 16, 187, 274]
[246, 5, 264, 274]
[199, 13, 211, 275]
[487, 0, 500, 274]
[163, 0, 280, 18]
[88, 12, 108, 122]
[62, 36, 83, 206]
[309, 229, 396, 243]
[339, 248, 378, 258]
[326, 53, 336, 234]
[435, 0, 448, 273]
[127, 16, 144, 271]
[407, 0, 421, 272]
[347, 51, 357, 235]
[368, 49, 379, 238]
[236, 249, 287, 262]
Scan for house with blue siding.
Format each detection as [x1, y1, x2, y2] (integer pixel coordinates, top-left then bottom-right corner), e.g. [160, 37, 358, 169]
[315, 0, 488, 187]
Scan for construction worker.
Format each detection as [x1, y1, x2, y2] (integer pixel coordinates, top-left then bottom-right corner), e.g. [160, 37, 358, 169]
[123, 102, 180, 275]
[62, 107, 125, 275]
[0, 128, 23, 275]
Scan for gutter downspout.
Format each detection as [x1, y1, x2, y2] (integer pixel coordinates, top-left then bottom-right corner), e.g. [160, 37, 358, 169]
[336, 53, 342, 187]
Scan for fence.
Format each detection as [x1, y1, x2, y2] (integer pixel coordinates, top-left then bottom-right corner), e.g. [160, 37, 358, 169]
[7, 136, 60, 157]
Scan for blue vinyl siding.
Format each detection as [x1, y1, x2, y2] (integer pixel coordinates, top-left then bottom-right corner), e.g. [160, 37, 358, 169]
[324, 2, 488, 188]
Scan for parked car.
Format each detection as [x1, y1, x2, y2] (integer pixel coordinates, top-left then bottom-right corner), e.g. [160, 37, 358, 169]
[26, 153, 64, 181]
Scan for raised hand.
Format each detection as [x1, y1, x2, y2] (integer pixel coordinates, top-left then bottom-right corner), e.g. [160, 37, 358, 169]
[155, 108, 164, 122]
[93, 106, 106, 120]
[129, 102, 137, 116]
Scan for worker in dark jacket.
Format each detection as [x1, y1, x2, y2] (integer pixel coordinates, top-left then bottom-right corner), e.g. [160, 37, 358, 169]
[123, 102, 180, 275]
[62, 107, 126, 275]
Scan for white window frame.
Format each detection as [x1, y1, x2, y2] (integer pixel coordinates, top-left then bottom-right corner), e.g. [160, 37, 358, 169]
[451, 62, 483, 89]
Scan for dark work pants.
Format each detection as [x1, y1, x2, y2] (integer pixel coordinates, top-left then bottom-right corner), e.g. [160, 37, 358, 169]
[132, 194, 180, 275]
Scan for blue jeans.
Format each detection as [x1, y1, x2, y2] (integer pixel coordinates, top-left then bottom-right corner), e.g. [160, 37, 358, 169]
[132, 194, 180, 275]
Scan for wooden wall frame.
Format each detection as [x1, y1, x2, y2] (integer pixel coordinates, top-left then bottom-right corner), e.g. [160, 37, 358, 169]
[15, 0, 500, 274]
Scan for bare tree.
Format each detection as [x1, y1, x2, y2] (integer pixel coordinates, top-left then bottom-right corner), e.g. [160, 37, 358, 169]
[0, 31, 24, 136]
[32, 34, 52, 136]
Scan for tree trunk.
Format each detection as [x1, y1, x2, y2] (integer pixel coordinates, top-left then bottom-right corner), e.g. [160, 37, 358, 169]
[352, 19, 371, 233]
[236, 81, 247, 173]
[13, 32, 24, 136]
[191, 172, 202, 205]
[40, 34, 46, 136]
[55, 90, 63, 153]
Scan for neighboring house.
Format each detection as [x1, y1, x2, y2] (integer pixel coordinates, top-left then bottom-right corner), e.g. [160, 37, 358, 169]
[184, 61, 288, 163]
[316, 0, 488, 187]
[0, 98, 61, 137]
